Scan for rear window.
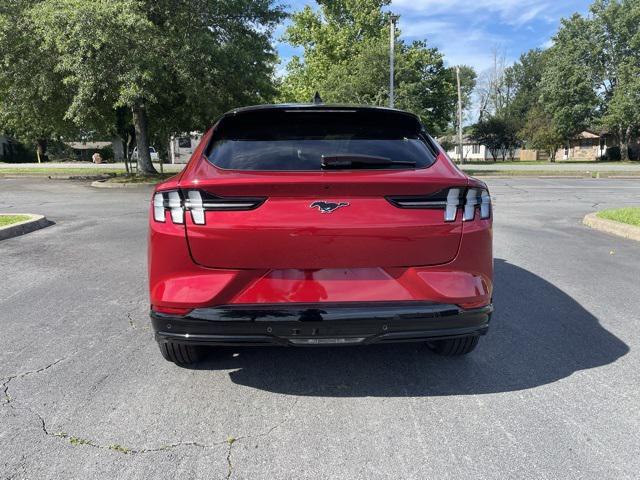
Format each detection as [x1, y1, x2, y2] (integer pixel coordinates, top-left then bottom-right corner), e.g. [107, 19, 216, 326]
[206, 109, 437, 171]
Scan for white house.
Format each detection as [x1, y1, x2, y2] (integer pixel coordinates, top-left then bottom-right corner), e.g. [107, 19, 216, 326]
[448, 142, 491, 161]
[65, 137, 126, 161]
[439, 135, 521, 162]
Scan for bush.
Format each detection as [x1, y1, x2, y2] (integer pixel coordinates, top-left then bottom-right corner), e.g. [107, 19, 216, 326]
[0, 142, 36, 163]
[605, 146, 621, 161]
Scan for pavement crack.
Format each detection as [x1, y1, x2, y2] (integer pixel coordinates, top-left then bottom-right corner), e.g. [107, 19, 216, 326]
[36, 397, 299, 458]
[235, 396, 300, 443]
[1, 357, 67, 405]
[38, 421, 233, 455]
[226, 438, 236, 480]
[5, 360, 297, 463]
[126, 312, 137, 330]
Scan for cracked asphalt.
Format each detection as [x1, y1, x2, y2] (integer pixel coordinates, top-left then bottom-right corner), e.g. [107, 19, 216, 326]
[1, 177, 639, 479]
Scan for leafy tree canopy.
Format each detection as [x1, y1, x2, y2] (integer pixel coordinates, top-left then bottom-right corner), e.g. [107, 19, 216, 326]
[280, 0, 462, 135]
[1, 0, 285, 173]
[540, 0, 640, 159]
[519, 105, 564, 161]
[470, 116, 519, 161]
[0, 0, 78, 158]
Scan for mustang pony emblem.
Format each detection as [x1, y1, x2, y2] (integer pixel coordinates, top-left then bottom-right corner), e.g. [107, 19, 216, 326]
[310, 201, 350, 214]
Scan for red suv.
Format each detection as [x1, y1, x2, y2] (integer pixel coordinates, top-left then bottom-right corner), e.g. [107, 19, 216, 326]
[148, 105, 493, 365]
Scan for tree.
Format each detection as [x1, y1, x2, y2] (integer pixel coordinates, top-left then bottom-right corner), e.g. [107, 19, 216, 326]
[503, 49, 549, 131]
[590, 0, 640, 159]
[540, 1, 640, 160]
[0, 0, 77, 160]
[601, 63, 640, 159]
[519, 105, 564, 161]
[280, 0, 458, 135]
[540, 14, 600, 143]
[476, 48, 515, 121]
[470, 117, 518, 161]
[2, 0, 284, 174]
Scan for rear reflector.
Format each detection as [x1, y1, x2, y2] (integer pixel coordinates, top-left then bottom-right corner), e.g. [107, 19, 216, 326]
[152, 306, 192, 316]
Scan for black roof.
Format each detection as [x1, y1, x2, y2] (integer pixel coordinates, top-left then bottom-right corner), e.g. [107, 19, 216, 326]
[224, 103, 420, 121]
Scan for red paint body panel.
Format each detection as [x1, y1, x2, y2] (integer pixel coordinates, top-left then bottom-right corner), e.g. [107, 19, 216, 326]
[148, 210, 493, 309]
[184, 197, 463, 269]
[148, 106, 493, 313]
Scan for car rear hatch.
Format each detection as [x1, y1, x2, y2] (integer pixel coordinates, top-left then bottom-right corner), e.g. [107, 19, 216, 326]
[180, 106, 467, 269]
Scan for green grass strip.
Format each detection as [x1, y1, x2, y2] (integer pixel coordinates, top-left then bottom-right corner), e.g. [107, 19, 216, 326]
[0, 215, 31, 227]
[597, 207, 640, 227]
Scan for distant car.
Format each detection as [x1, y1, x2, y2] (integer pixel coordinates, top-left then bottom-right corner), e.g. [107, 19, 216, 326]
[148, 104, 494, 365]
[132, 146, 159, 162]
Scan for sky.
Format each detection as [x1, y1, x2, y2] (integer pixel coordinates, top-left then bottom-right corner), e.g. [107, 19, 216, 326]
[275, 0, 592, 75]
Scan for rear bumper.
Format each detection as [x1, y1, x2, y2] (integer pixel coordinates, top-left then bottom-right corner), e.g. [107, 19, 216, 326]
[151, 302, 493, 347]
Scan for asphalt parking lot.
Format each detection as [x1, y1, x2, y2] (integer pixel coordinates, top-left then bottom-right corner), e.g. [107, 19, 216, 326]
[1, 177, 639, 479]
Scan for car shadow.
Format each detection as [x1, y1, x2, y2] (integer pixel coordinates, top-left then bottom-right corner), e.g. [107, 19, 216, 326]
[194, 259, 629, 397]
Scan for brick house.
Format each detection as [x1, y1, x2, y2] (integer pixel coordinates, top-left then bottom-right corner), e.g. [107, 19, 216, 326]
[556, 130, 613, 161]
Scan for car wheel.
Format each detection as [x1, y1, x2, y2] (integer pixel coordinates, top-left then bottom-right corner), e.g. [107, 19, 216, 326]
[158, 341, 201, 366]
[427, 335, 479, 356]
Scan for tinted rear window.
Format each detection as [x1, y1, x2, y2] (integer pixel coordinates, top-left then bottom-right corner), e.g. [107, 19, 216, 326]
[206, 109, 437, 171]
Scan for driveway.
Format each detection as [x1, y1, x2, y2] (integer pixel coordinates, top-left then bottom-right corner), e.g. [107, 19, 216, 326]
[1, 177, 639, 479]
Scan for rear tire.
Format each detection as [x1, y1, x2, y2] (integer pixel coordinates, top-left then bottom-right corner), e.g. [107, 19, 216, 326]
[158, 341, 201, 366]
[427, 335, 479, 356]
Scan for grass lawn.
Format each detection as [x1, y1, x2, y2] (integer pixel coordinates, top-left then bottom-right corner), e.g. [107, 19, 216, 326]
[0, 215, 31, 227]
[597, 208, 640, 227]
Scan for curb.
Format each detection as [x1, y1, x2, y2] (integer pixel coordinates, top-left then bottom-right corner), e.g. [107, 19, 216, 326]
[91, 179, 157, 188]
[583, 212, 640, 242]
[0, 214, 53, 241]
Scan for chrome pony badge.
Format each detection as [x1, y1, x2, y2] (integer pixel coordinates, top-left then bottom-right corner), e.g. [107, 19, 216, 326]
[310, 201, 350, 214]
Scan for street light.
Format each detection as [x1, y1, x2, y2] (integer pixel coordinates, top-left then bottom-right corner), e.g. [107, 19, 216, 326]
[389, 15, 399, 108]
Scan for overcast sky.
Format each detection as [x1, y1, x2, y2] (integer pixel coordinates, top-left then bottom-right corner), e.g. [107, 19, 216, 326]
[275, 0, 592, 74]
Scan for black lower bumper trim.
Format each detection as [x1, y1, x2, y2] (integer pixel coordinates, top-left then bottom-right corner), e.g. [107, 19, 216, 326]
[151, 302, 492, 347]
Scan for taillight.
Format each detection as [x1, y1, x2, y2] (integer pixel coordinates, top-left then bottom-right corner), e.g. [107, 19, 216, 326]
[152, 189, 266, 225]
[463, 188, 492, 222]
[153, 191, 184, 223]
[387, 187, 491, 222]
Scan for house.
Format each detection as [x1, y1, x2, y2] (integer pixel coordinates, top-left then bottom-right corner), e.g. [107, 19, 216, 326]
[65, 137, 125, 161]
[440, 135, 520, 162]
[555, 130, 613, 161]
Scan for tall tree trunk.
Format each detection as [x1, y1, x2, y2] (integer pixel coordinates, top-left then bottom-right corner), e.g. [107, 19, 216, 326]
[122, 137, 130, 174]
[132, 103, 157, 175]
[620, 127, 631, 161]
[36, 138, 47, 163]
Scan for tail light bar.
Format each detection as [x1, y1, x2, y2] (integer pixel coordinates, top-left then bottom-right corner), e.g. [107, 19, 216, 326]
[387, 187, 491, 222]
[153, 189, 265, 225]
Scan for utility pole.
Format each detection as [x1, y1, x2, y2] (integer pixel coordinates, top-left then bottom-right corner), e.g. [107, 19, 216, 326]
[389, 15, 399, 108]
[456, 66, 464, 164]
